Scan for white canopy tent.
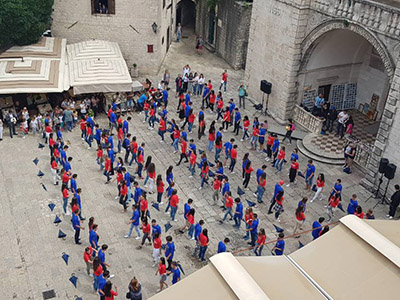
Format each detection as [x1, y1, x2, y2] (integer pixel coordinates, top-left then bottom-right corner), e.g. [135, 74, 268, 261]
[67, 40, 132, 95]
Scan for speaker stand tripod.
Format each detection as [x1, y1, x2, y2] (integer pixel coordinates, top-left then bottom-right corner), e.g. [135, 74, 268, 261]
[255, 93, 270, 117]
[374, 178, 391, 208]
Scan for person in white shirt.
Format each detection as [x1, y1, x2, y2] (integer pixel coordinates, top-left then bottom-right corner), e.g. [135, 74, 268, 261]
[197, 74, 205, 96]
[336, 110, 349, 138]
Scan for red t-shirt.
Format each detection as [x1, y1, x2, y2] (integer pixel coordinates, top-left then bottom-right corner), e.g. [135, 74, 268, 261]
[291, 161, 299, 170]
[87, 126, 92, 136]
[144, 102, 149, 111]
[137, 154, 144, 164]
[51, 160, 58, 170]
[140, 199, 148, 211]
[225, 196, 233, 208]
[62, 188, 69, 198]
[245, 213, 253, 226]
[278, 150, 286, 160]
[62, 172, 69, 183]
[142, 223, 151, 233]
[245, 166, 254, 174]
[267, 136, 274, 146]
[131, 142, 138, 153]
[209, 132, 215, 141]
[209, 94, 216, 104]
[329, 196, 339, 208]
[97, 149, 103, 158]
[170, 194, 179, 207]
[276, 196, 284, 206]
[105, 159, 111, 171]
[159, 119, 166, 131]
[188, 114, 195, 123]
[120, 185, 128, 196]
[150, 108, 155, 116]
[116, 172, 123, 183]
[222, 72, 228, 82]
[149, 171, 156, 179]
[213, 179, 221, 191]
[257, 234, 266, 245]
[173, 129, 180, 140]
[230, 148, 237, 160]
[94, 265, 103, 276]
[157, 181, 164, 193]
[244, 120, 250, 130]
[217, 100, 224, 109]
[223, 111, 231, 122]
[105, 290, 118, 300]
[181, 140, 187, 154]
[296, 212, 306, 221]
[199, 233, 208, 246]
[252, 128, 259, 137]
[158, 263, 166, 275]
[316, 179, 325, 188]
[118, 128, 123, 140]
[49, 138, 55, 147]
[83, 247, 93, 262]
[53, 148, 60, 158]
[45, 125, 52, 133]
[80, 120, 86, 130]
[187, 214, 194, 225]
[153, 237, 162, 249]
[258, 178, 266, 188]
[201, 166, 209, 177]
[354, 211, 364, 219]
[190, 153, 197, 165]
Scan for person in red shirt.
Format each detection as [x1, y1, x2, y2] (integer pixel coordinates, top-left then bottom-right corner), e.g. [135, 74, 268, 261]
[188, 110, 196, 133]
[243, 207, 253, 240]
[48, 133, 55, 156]
[101, 281, 118, 300]
[287, 158, 299, 187]
[293, 205, 306, 235]
[198, 229, 209, 261]
[275, 146, 286, 173]
[143, 101, 150, 123]
[138, 217, 152, 249]
[155, 257, 168, 292]
[119, 180, 128, 212]
[83, 246, 97, 276]
[243, 161, 254, 189]
[62, 187, 69, 215]
[176, 137, 189, 166]
[129, 136, 138, 166]
[266, 133, 275, 160]
[253, 228, 266, 256]
[327, 193, 340, 221]
[250, 125, 259, 150]
[79, 118, 86, 141]
[219, 70, 228, 92]
[208, 123, 216, 151]
[179, 208, 195, 237]
[212, 177, 221, 204]
[311, 173, 325, 202]
[220, 191, 234, 223]
[152, 232, 162, 267]
[199, 161, 209, 190]
[170, 189, 179, 221]
[222, 107, 231, 131]
[198, 110, 206, 140]
[139, 195, 150, 219]
[216, 97, 224, 121]
[158, 117, 166, 142]
[96, 146, 104, 170]
[93, 257, 103, 290]
[117, 124, 123, 153]
[86, 123, 93, 149]
[189, 150, 197, 178]
[104, 156, 112, 183]
[148, 104, 156, 129]
[354, 205, 365, 219]
[51, 157, 59, 185]
[229, 145, 238, 174]
[156, 175, 164, 204]
[257, 173, 267, 203]
[274, 191, 284, 221]
[241, 116, 250, 141]
[209, 90, 216, 111]
[136, 149, 144, 179]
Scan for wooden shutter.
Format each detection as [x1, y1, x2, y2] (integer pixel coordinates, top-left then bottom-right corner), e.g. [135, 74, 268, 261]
[91, 0, 95, 14]
[108, 0, 115, 14]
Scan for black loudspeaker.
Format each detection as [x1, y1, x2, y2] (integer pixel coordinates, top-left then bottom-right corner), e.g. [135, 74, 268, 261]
[260, 80, 272, 94]
[384, 163, 396, 180]
[379, 158, 389, 174]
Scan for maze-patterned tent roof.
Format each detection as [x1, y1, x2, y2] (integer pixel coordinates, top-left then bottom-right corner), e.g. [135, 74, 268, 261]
[0, 37, 69, 93]
[67, 40, 132, 95]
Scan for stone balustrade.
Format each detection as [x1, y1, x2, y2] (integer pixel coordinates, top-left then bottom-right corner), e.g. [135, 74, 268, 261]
[346, 136, 373, 169]
[293, 105, 325, 133]
[311, 0, 400, 39]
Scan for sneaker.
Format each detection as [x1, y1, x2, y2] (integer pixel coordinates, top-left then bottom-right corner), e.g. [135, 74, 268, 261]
[160, 140, 164, 143]
[88, 147, 91, 150]
[286, 184, 290, 187]
[198, 187, 202, 190]
[240, 139, 244, 142]
[388, 216, 393, 219]
[109, 274, 115, 279]
[310, 200, 314, 203]
[159, 202, 164, 205]
[231, 171, 235, 174]
[253, 193, 257, 197]
[135, 236, 141, 240]
[189, 175, 193, 178]
[164, 212, 169, 215]
[66, 211, 71, 216]
[124, 235, 130, 238]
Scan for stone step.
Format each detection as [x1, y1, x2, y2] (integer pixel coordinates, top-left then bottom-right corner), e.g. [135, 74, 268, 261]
[296, 140, 345, 165]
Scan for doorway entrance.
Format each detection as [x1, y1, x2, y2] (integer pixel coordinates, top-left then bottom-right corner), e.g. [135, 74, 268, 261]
[176, 0, 196, 29]
[208, 8, 216, 45]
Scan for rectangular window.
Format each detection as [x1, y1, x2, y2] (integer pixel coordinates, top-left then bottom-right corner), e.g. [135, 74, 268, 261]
[147, 45, 154, 53]
[91, 0, 115, 15]
[163, 0, 166, 9]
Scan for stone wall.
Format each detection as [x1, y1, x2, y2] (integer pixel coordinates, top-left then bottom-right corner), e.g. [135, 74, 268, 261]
[51, 0, 176, 76]
[196, 0, 252, 70]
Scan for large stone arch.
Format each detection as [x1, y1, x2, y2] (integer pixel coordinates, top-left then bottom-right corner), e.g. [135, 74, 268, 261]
[300, 19, 395, 79]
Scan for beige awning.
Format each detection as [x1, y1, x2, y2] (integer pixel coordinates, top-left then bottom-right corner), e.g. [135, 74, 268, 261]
[0, 37, 69, 94]
[67, 40, 132, 95]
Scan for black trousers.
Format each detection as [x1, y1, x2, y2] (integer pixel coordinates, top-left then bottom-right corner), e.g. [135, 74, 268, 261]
[389, 200, 400, 217]
[234, 121, 240, 135]
[243, 173, 251, 188]
[177, 153, 188, 165]
[74, 228, 80, 244]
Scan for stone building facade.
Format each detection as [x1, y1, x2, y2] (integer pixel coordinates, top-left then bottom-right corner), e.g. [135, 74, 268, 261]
[245, 0, 400, 194]
[51, 0, 177, 76]
[195, 0, 253, 70]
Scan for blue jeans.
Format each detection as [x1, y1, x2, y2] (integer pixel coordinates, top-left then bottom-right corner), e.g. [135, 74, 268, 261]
[234, 214, 241, 229]
[243, 223, 250, 239]
[215, 148, 221, 162]
[254, 244, 264, 256]
[126, 186, 132, 203]
[257, 185, 265, 203]
[250, 231, 257, 246]
[242, 129, 249, 140]
[103, 170, 110, 182]
[199, 245, 207, 261]
[208, 140, 214, 152]
[144, 110, 149, 121]
[189, 164, 195, 176]
[137, 163, 143, 177]
[250, 136, 258, 148]
[188, 122, 193, 132]
[223, 207, 233, 221]
[173, 138, 179, 151]
[127, 223, 140, 237]
[188, 225, 194, 238]
[157, 192, 163, 203]
[63, 197, 68, 213]
[93, 274, 99, 291]
[66, 120, 73, 131]
[144, 174, 149, 185]
[158, 129, 165, 140]
[170, 206, 177, 220]
[117, 140, 122, 153]
[201, 176, 207, 188]
[149, 116, 155, 128]
[129, 153, 137, 166]
[165, 200, 170, 213]
[275, 159, 283, 171]
[86, 135, 93, 147]
[97, 158, 104, 170]
[219, 81, 227, 92]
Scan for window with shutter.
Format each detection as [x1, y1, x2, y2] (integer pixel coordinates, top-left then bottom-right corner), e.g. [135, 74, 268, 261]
[108, 0, 115, 14]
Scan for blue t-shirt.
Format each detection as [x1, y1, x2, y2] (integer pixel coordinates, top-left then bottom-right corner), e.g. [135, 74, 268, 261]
[185, 105, 191, 117]
[274, 240, 285, 255]
[224, 142, 232, 154]
[152, 224, 162, 237]
[347, 199, 358, 214]
[216, 131, 222, 139]
[332, 183, 343, 195]
[259, 128, 266, 139]
[194, 223, 202, 241]
[298, 201, 306, 212]
[242, 159, 250, 170]
[199, 110, 204, 120]
[123, 120, 129, 133]
[124, 172, 131, 187]
[256, 169, 265, 182]
[72, 214, 80, 230]
[70, 178, 77, 192]
[172, 268, 181, 284]
[234, 112, 241, 123]
[95, 129, 101, 141]
[97, 275, 107, 295]
[108, 149, 115, 163]
[291, 153, 299, 161]
[250, 219, 259, 234]
[185, 94, 191, 105]
[305, 164, 315, 178]
[89, 229, 98, 248]
[166, 172, 174, 185]
[131, 209, 140, 226]
[203, 86, 209, 98]
[184, 203, 191, 218]
[312, 221, 322, 240]
[162, 90, 168, 101]
[138, 94, 147, 104]
[165, 242, 175, 259]
[57, 130, 63, 140]
[75, 193, 81, 209]
[229, 103, 235, 114]
[236, 202, 243, 218]
[222, 182, 230, 196]
[64, 162, 71, 172]
[98, 249, 105, 264]
[134, 187, 142, 203]
[87, 117, 94, 128]
[217, 241, 226, 253]
[273, 183, 283, 198]
[108, 136, 114, 150]
[272, 139, 280, 152]
[110, 112, 117, 123]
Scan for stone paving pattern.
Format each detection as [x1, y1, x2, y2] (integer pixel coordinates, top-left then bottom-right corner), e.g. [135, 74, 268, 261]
[0, 34, 388, 299]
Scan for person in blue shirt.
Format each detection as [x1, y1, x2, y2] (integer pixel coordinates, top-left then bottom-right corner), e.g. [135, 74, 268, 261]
[72, 209, 84, 244]
[97, 270, 109, 296]
[165, 235, 175, 270]
[169, 261, 181, 285]
[94, 125, 102, 147]
[201, 85, 210, 109]
[247, 213, 259, 246]
[312, 217, 325, 240]
[108, 134, 114, 151]
[229, 99, 236, 116]
[290, 148, 299, 161]
[64, 157, 73, 172]
[347, 194, 358, 214]
[138, 93, 147, 111]
[98, 244, 110, 270]
[304, 159, 316, 191]
[233, 108, 241, 136]
[123, 117, 131, 136]
[217, 238, 230, 253]
[61, 145, 68, 167]
[233, 198, 243, 229]
[193, 220, 205, 256]
[133, 182, 142, 204]
[109, 110, 117, 133]
[125, 204, 141, 239]
[272, 232, 285, 255]
[185, 92, 191, 106]
[330, 178, 343, 198]
[162, 89, 169, 107]
[268, 180, 284, 214]
[253, 165, 267, 196]
[151, 219, 162, 241]
[166, 166, 174, 187]
[123, 167, 132, 203]
[224, 138, 234, 165]
[107, 147, 115, 175]
[123, 134, 131, 163]
[89, 224, 99, 249]
[184, 199, 193, 219]
[70, 174, 78, 194]
[271, 136, 280, 163]
[74, 188, 85, 220]
[221, 177, 230, 199]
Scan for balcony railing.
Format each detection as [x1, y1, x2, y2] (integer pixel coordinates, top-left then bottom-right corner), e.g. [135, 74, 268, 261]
[346, 135, 373, 170]
[311, 0, 400, 38]
[293, 105, 325, 134]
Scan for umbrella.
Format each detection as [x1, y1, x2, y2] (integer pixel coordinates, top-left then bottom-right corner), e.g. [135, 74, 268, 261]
[58, 229, 66, 239]
[273, 224, 284, 233]
[197, 162, 202, 168]
[208, 170, 215, 177]
[237, 187, 245, 196]
[151, 203, 160, 211]
[177, 263, 185, 275]
[164, 222, 173, 233]
[208, 162, 215, 168]
[37, 170, 45, 177]
[54, 215, 62, 224]
[33, 158, 39, 165]
[69, 274, 78, 288]
[297, 171, 305, 178]
[198, 149, 204, 155]
[246, 200, 256, 207]
[62, 252, 69, 265]
[299, 241, 304, 249]
[48, 203, 56, 211]
[38, 143, 45, 149]
[41, 183, 47, 191]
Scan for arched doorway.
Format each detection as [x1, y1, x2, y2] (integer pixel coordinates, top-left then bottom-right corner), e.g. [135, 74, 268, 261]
[176, 0, 196, 29]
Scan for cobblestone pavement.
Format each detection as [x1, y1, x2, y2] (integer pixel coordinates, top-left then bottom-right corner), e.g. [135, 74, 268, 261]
[0, 32, 388, 299]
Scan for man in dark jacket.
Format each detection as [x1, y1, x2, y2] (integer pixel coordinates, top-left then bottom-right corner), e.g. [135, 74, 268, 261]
[388, 184, 400, 219]
[5, 110, 17, 138]
[326, 105, 338, 133]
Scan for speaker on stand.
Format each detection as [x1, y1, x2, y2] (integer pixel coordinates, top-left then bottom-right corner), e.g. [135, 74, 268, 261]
[259, 80, 272, 116]
[374, 161, 396, 208]
[376, 158, 388, 197]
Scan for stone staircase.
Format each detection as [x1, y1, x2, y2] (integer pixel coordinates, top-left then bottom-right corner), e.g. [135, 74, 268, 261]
[296, 135, 345, 165]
